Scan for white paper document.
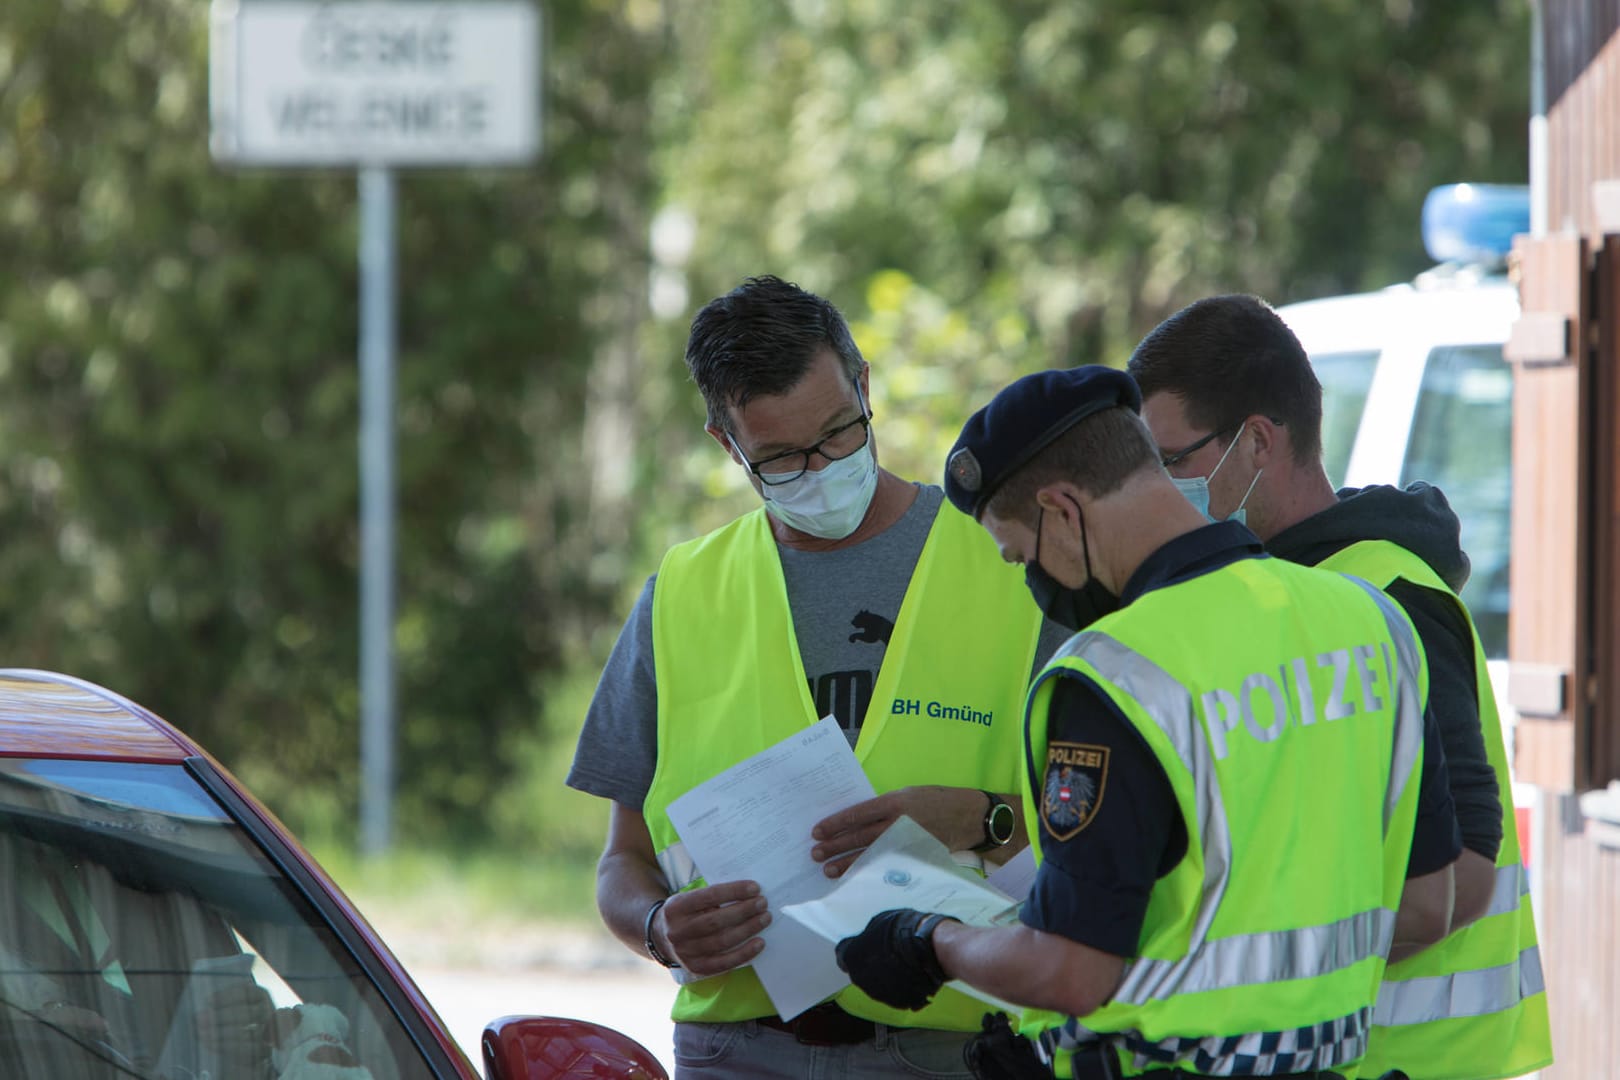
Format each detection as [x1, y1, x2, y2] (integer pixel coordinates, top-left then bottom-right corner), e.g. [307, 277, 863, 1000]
[665, 715, 877, 1019]
[987, 844, 1037, 901]
[781, 815, 1025, 1013]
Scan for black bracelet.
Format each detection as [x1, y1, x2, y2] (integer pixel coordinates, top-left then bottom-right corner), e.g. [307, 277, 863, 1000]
[643, 897, 681, 969]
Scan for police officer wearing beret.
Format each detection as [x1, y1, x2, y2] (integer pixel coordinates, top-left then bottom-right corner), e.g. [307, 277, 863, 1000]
[835, 366, 1464, 1079]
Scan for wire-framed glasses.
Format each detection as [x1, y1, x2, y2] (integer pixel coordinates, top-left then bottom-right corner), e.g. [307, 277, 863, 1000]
[1160, 423, 1240, 470]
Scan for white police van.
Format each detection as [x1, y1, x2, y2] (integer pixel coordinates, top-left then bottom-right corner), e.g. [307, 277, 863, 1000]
[1276, 182, 1527, 783]
[1277, 184, 1524, 659]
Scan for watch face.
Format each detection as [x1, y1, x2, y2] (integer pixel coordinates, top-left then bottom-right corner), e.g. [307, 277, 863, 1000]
[988, 800, 1015, 845]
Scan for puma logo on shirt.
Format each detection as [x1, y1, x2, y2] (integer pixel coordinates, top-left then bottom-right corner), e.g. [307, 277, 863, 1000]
[848, 610, 894, 644]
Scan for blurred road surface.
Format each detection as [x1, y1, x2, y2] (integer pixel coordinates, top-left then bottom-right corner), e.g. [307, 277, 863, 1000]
[368, 913, 678, 1075]
[413, 964, 677, 1075]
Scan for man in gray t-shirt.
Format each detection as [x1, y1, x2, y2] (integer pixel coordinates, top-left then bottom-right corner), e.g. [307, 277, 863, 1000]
[566, 276, 1063, 1080]
[573, 484, 1070, 806]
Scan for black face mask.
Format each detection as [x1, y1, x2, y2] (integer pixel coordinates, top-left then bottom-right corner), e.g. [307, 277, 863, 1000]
[1024, 506, 1121, 632]
[1025, 562, 1120, 632]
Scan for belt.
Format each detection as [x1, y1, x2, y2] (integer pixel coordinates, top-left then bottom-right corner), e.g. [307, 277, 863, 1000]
[756, 1001, 877, 1046]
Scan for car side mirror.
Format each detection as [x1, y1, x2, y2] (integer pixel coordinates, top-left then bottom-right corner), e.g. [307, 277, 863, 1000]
[481, 1015, 668, 1080]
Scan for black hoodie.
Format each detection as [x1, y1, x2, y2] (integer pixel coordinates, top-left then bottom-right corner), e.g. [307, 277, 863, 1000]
[1268, 482, 1502, 860]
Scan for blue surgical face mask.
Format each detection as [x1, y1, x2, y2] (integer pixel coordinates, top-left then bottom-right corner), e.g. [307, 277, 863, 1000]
[1171, 429, 1262, 525]
[753, 441, 879, 539]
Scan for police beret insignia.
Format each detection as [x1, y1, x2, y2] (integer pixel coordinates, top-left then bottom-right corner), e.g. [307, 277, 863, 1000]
[942, 365, 1141, 519]
[947, 448, 982, 494]
[1041, 742, 1109, 842]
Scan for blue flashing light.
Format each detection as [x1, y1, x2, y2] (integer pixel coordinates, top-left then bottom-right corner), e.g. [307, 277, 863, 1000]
[1421, 183, 1530, 265]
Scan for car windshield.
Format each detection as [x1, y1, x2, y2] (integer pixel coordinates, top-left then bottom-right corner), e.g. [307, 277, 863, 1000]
[1400, 344, 1513, 658]
[0, 758, 439, 1080]
[1312, 350, 1380, 486]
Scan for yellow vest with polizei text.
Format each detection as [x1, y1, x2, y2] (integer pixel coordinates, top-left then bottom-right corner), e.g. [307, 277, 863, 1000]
[1016, 557, 1428, 1078]
[1319, 540, 1552, 1080]
[645, 504, 1044, 1029]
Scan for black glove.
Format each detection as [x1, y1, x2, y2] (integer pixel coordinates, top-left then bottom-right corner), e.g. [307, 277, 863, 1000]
[834, 908, 955, 1010]
[964, 1011, 1050, 1080]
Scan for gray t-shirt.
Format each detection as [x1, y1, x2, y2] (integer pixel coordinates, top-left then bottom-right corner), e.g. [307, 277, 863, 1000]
[565, 484, 1068, 808]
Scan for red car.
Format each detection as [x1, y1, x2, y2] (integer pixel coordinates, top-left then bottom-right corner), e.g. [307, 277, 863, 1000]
[0, 668, 667, 1080]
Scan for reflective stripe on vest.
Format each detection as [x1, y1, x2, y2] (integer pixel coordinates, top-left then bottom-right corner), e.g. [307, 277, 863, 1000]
[1319, 540, 1553, 1079]
[1375, 943, 1546, 1027]
[646, 503, 1042, 1028]
[1116, 908, 1396, 1007]
[1347, 578, 1427, 838]
[1023, 558, 1427, 1077]
[656, 843, 699, 896]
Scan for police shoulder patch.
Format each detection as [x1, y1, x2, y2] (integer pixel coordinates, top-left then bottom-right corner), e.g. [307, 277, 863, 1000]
[1041, 741, 1109, 842]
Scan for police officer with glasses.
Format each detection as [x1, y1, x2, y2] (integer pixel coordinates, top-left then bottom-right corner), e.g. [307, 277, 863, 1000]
[835, 366, 1462, 1080]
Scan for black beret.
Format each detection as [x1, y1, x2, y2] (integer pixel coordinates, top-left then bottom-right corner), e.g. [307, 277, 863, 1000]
[944, 365, 1142, 519]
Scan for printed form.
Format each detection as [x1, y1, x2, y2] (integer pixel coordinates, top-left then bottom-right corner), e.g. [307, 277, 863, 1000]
[782, 814, 1025, 1013]
[665, 715, 876, 1019]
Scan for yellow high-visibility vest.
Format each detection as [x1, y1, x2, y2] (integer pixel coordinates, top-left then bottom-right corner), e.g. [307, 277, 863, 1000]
[1018, 557, 1427, 1078]
[646, 504, 1044, 1030]
[1320, 539, 1552, 1080]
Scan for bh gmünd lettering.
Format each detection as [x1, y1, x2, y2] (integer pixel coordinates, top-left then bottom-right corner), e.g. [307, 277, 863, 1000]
[891, 698, 993, 726]
[926, 701, 993, 727]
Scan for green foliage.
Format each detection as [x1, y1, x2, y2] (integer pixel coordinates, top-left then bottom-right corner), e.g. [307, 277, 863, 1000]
[658, 0, 1529, 352]
[0, 0, 1531, 879]
[634, 0, 1529, 537]
[0, 0, 663, 846]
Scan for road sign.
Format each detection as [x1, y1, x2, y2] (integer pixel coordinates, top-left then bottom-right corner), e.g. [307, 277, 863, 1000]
[209, 0, 540, 167]
[208, 1, 541, 851]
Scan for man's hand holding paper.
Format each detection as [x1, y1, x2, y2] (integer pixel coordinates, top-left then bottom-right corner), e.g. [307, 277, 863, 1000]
[664, 716, 879, 1018]
[783, 814, 1025, 1015]
[655, 879, 771, 977]
[811, 784, 995, 878]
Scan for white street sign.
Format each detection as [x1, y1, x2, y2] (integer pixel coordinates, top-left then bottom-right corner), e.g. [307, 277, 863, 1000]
[209, 0, 540, 167]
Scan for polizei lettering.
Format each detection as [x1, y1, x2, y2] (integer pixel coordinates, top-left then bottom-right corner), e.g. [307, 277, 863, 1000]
[891, 698, 993, 727]
[1200, 642, 1395, 759]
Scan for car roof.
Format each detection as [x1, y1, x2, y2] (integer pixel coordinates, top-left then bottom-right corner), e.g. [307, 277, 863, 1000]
[1279, 272, 1520, 354]
[0, 669, 198, 762]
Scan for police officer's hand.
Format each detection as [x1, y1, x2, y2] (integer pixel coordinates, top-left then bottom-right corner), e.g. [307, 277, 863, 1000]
[964, 1011, 1049, 1080]
[813, 786, 992, 877]
[656, 880, 772, 977]
[835, 909, 956, 1010]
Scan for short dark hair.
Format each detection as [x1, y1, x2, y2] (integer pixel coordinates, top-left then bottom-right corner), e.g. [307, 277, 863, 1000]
[684, 275, 865, 433]
[985, 407, 1159, 527]
[1127, 294, 1323, 465]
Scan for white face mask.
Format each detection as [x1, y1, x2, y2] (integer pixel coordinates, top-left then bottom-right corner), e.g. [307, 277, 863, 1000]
[753, 441, 879, 539]
[1171, 429, 1262, 525]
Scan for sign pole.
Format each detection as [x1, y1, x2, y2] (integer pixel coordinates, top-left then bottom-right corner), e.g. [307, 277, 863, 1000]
[209, 0, 541, 856]
[358, 164, 397, 856]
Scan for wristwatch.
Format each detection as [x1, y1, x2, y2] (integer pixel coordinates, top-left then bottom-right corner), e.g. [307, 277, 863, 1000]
[973, 790, 1015, 853]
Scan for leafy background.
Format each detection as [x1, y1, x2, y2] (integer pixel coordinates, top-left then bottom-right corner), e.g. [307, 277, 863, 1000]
[0, 0, 1529, 877]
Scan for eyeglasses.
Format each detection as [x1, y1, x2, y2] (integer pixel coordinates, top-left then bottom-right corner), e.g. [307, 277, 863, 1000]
[1160, 423, 1240, 470]
[733, 387, 872, 486]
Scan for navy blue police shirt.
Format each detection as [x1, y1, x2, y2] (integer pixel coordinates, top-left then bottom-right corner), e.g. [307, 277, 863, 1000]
[1022, 521, 1463, 957]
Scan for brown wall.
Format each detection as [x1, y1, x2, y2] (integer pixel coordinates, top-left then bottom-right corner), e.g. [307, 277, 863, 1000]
[1518, 5, 1620, 1076]
[1540, 0, 1620, 237]
[1535, 796, 1620, 1076]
